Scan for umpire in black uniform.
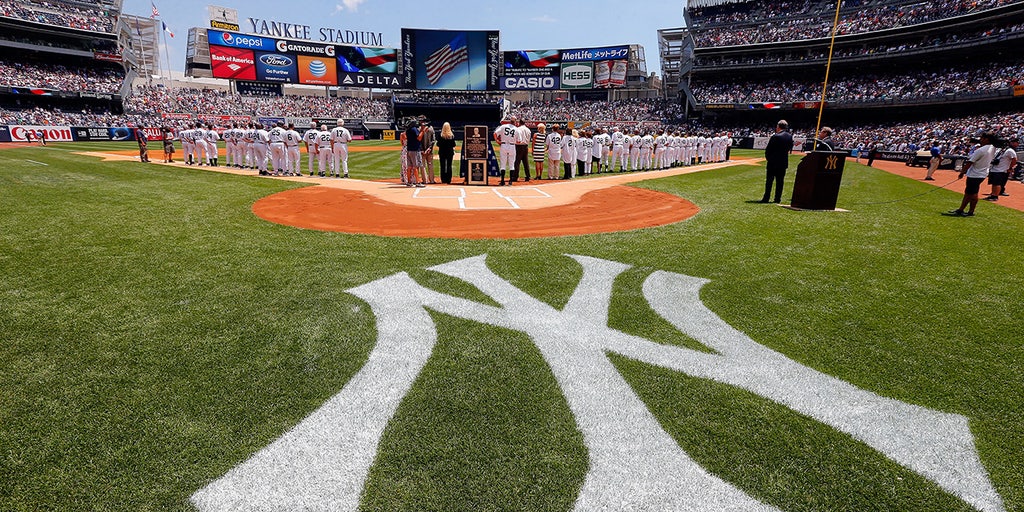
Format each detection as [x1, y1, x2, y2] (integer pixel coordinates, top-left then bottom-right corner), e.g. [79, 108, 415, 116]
[760, 120, 794, 203]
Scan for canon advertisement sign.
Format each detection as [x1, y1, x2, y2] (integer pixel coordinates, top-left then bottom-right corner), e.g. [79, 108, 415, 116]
[10, 125, 74, 142]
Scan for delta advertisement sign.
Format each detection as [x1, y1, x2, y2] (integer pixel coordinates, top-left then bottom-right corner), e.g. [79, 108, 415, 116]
[502, 45, 630, 90]
[207, 29, 401, 88]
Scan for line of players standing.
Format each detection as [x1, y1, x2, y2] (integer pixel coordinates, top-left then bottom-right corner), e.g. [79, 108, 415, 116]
[176, 122, 353, 178]
[496, 117, 731, 182]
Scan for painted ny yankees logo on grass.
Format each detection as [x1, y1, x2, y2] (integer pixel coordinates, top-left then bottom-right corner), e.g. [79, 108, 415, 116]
[193, 255, 1004, 512]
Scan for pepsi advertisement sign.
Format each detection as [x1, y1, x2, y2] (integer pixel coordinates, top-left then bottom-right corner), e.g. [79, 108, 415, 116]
[255, 52, 297, 83]
[207, 30, 276, 51]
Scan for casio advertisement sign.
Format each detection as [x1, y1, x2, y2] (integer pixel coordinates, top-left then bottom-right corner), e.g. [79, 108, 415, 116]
[500, 76, 559, 90]
[560, 62, 594, 89]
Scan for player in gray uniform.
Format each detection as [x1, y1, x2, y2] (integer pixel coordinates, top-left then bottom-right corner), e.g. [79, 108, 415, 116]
[284, 123, 302, 176]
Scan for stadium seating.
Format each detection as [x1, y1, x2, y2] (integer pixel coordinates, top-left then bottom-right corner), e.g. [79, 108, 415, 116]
[0, 0, 119, 33]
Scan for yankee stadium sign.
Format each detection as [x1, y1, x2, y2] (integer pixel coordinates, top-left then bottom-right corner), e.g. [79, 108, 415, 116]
[191, 255, 1005, 512]
[247, 18, 384, 46]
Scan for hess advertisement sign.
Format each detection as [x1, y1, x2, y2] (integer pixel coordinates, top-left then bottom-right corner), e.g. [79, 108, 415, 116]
[560, 62, 594, 90]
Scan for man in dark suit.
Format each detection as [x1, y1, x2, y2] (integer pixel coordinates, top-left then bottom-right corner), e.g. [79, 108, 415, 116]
[761, 120, 794, 203]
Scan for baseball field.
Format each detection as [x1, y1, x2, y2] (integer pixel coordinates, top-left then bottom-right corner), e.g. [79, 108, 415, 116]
[1, 140, 1021, 511]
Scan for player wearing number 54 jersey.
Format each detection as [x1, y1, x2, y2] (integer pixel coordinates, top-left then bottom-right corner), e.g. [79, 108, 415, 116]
[494, 119, 518, 184]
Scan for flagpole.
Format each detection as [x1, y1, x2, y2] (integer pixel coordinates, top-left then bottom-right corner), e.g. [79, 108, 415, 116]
[162, 24, 172, 84]
[813, 0, 842, 151]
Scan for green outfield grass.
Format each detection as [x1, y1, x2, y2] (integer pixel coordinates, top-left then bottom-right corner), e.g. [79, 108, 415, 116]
[0, 142, 1021, 511]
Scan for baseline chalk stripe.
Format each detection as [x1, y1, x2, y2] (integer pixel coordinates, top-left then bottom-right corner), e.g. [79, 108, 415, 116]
[192, 255, 1005, 512]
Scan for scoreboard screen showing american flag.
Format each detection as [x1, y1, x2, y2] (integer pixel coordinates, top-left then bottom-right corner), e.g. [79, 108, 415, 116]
[401, 29, 500, 91]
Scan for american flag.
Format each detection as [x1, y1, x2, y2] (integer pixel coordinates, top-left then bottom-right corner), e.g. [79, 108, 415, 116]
[150, 1, 159, 18]
[424, 34, 468, 85]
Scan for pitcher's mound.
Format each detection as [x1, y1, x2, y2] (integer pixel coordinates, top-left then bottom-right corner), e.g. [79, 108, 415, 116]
[253, 184, 698, 239]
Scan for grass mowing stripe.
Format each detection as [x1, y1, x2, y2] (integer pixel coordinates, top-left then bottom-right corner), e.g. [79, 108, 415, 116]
[0, 144, 1020, 511]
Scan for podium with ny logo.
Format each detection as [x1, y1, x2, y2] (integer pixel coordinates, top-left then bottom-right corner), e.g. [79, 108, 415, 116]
[791, 151, 847, 210]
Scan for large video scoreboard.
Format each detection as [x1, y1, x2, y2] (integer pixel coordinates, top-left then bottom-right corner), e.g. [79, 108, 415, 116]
[201, 28, 635, 92]
[207, 29, 401, 88]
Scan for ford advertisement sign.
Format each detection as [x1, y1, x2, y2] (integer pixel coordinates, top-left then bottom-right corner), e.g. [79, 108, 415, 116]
[255, 52, 298, 83]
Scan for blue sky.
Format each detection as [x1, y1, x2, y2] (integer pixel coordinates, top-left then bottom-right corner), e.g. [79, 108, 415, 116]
[125, 0, 683, 77]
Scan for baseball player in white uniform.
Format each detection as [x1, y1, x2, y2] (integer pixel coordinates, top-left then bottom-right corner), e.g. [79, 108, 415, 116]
[315, 125, 333, 177]
[591, 128, 604, 174]
[611, 127, 626, 172]
[579, 130, 593, 175]
[284, 123, 302, 176]
[628, 129, 641, 171]
[203, 124, 220, 166]
[331, 123, 352, 178]
[302, 126, 320, 176]
[254, 123, 270, 175]
[244, 124, 257, 169]
[268, 122, 287, 175]
[223, 124, 236, 167]
[560, 128, 576, 179]
[654, 130, 668, 170]
[231, 124, 245, 168]
[194, 124, 210, 166]
[180, 125, 194, 165]
[545, 124, 562, 180]
[494, 120, 518, 183]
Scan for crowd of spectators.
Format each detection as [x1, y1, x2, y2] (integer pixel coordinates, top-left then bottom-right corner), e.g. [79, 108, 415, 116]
[693, 60, 1023, 104]
[705, 111, 1023, 155]
[0, 0, 118, 33]
[689, 0, 1017, 47]
[0, 59, 125, 93]
[509, 99, 682, 124]
[695, 21, 1024, 68]
[121, 86, 393, 120]
[393, 92, 505, 104]
[0, 106, 155, 127]
[834, 111, 1024, 153]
